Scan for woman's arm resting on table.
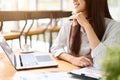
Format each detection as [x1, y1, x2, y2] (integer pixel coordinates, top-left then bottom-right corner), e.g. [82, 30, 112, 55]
[58, 52, 93, 67]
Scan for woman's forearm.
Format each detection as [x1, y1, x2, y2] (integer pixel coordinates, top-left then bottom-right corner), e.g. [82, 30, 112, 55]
[75, 13, 100, 50]
[58, 52, 93, 67]
[58, 52, 75, 63]
[84, 24, 100, 50]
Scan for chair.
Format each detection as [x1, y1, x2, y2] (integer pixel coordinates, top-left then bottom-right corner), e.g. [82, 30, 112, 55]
[11, 19, 47, 48]
[1, 20, 27, 48]
[23, 19, 47, 47]
[0, 11, 72, 51]
[47, 26, 61, 51]
[46, 17, 61, 52]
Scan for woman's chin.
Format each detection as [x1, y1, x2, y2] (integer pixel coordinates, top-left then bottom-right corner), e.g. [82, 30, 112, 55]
[74, 10, 81, 13]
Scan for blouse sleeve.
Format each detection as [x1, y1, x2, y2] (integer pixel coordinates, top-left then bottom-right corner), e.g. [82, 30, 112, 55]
[91, 20, 120, 68]
[50, 21, 71, 57]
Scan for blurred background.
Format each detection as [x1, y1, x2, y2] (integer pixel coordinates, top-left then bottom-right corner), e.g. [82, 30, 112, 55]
[0, 0, 120, 20]
[0, 0, 120, 52]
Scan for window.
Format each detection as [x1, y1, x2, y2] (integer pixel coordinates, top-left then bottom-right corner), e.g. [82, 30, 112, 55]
[0, 0, 120, 33]
[108, 0, 120, 21]
[37, 0, 61, 10]
[0, 0, 17, 11]
[18, 0, 36, 10]
[62, 0, 73, 11]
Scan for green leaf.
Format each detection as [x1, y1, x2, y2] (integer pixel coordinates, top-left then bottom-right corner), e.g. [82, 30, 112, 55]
[101, 43, 120, 80]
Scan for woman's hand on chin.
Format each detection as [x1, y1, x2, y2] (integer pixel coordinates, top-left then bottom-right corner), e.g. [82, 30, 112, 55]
[74, 12, 90, 28]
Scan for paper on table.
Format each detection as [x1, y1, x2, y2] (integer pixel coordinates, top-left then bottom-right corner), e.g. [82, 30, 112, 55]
[13, 72, 80, 80]
[69, 67, 101, 79]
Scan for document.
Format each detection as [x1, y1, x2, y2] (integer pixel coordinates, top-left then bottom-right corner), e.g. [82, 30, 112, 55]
[13, 72, 80, 80]
[69, 67, 101, 80]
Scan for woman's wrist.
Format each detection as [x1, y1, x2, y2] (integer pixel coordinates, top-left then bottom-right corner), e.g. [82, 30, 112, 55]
[68, 55, 76, 63]
[84, 23, 91, 30]
[58, 52, 76, 63]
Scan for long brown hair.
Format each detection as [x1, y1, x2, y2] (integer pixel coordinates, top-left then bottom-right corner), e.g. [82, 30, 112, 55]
[69, 0, 112, 56]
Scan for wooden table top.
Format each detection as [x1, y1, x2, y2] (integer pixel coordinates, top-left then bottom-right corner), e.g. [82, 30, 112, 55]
[0, 51, 79, 80]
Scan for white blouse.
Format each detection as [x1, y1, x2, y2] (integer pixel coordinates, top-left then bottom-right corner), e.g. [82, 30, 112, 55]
[50, 18, 120, 68]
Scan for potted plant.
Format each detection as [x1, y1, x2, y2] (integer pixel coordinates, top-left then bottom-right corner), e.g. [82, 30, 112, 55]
[101, 43, 120, 80]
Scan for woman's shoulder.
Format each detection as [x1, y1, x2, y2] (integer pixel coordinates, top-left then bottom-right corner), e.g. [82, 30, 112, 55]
[105, 18, 120, 29]
[105, 18, 120, 26]
[58, 16, 72, 33]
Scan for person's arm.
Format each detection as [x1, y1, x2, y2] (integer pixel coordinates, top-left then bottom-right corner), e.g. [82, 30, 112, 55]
[58, 52, 93, 67]
[75, 13, 100, 50]
[76, 16, 120, 67]
[91, 20, 120, 68]
[50, 21, 71, 57]
[51, 18, 93, 67]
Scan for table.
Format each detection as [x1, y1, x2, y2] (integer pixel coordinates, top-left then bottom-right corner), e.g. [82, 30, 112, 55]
[0, 51, 79, 80]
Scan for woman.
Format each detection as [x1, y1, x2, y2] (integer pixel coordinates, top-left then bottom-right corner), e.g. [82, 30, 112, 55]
[51, 0, 120, 68]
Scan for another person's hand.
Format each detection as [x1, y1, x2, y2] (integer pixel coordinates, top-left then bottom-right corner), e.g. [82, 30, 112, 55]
[71, 56, 93, 67]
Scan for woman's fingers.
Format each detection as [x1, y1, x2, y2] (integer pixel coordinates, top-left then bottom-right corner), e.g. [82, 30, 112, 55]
[79, 61, 88, 67]
[71, 56, 93, 67]
[82, 57, 93, 66]
[85, 58, 93, 66]
[79, 56, 93, 67]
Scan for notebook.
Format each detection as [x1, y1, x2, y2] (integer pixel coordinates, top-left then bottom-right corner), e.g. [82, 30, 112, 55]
[69, 67, 101, 80]
[0, 34, 58, 70]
